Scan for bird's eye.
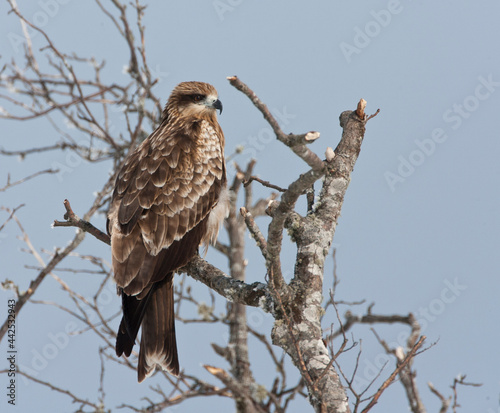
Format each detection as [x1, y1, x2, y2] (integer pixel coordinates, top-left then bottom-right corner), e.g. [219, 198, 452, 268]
[193, 94, 204, 102]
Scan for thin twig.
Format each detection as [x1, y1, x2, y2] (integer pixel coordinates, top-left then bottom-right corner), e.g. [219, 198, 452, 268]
[0, 169, 59, 192]
[0, 204, 25, 232]
[243, 176, 286, 192]
[240, 207, 268, 258]
[360, 335, 426, 413]
[53, 199, 110, 245]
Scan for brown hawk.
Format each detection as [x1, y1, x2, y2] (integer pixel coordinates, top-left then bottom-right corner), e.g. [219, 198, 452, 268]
[107, 81, 228, 382]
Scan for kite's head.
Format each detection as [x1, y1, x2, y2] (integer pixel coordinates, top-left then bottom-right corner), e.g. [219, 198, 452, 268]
[164, 81, 222, 121]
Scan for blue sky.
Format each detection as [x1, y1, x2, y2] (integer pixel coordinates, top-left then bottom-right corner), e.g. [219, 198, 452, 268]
[1, 1, 499, 412]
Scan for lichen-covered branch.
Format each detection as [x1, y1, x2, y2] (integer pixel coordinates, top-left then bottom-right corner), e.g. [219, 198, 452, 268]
[269, 104, 379, 413]
[181, 257, 272, 309]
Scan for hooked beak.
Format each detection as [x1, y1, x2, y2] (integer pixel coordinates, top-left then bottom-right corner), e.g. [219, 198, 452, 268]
[213, 99, 223, 114]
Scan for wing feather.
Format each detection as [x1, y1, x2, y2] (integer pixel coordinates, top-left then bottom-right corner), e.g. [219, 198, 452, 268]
[111, 225, 141, 263]
[151, 160, 169, 187]
[135, 169, 151, 190]
[113, 240, 147, 289]
[151, 214, 166, 248]
[138, 180, 158, 209]
[117, 196, 141, 225]
[166, 145, 180, 168]
[145, 157, 163, 174]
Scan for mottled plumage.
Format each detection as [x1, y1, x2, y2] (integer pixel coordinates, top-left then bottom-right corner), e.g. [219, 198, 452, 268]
[107, 81, 228, 382]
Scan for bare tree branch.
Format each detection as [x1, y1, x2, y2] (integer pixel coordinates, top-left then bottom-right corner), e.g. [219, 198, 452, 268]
[227, 76, 324, 171]
[53, 199, 111, 245]
[428, 382, 451, 413]
[360, 336, 427, 413]
[0, 169, 59, 192]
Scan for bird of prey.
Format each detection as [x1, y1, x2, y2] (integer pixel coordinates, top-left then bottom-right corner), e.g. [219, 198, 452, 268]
[107, 81, 228, 382]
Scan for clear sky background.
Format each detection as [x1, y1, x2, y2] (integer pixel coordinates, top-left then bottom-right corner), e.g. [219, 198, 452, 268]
[1, 1, 499, 412]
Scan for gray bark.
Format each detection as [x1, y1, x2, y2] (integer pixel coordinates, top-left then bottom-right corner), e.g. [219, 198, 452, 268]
[269, 110, 368, 413]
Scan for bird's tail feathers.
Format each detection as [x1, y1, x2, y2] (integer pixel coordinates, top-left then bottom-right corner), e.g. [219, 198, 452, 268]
[137, 277, 179, 382]
[115, 285, 155, 358]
